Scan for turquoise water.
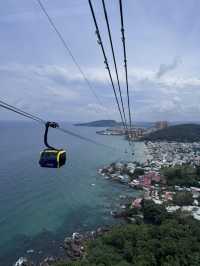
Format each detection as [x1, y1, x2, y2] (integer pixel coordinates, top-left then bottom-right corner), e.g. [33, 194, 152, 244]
[0, 122, 145, 265]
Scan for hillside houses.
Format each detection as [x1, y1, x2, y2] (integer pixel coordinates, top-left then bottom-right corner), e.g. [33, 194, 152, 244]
[146, 141, 200, 167]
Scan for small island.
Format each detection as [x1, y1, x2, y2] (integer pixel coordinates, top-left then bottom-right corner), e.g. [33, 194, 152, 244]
[75, 120, 171, 139]
[74, 120, 121, 127]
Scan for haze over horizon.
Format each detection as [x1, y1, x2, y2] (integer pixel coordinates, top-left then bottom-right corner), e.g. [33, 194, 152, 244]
[0, 0, 200, 122]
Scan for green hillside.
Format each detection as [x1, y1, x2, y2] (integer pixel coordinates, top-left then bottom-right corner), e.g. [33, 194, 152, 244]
[143, 124, 200, 142]
[55, 201, 200, 266]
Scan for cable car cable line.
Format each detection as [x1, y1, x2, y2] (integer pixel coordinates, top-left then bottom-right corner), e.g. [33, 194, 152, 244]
[36, 0, 110, 118]
[101, 0, 134, 157]
[118, 0, 135, 156]
[119, 0, 132, 131]
[36, 0, 133, 157]
[0, 100, 46, 125]
[88, 0, 126, 131]
[101, 0, 128, 129]
[0, 100, 119, 151]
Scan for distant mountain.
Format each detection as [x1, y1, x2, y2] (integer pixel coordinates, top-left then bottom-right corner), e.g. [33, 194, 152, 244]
[74, 120, 120, 127]
[142, 124, 200, 142]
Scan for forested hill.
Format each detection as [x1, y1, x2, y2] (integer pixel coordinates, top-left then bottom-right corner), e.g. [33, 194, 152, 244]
[56, 201, 200, 266]
[143, 124, 200, 142]
[74, 120, 121, 127]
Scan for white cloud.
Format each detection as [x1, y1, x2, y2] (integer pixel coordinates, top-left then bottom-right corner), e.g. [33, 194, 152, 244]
[87, 103, 108, 113]
[1, 63, 200, 122]
[0, 64, 113, 121]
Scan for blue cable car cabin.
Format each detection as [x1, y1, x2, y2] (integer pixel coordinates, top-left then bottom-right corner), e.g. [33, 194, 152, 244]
[39, 149, 66, 168]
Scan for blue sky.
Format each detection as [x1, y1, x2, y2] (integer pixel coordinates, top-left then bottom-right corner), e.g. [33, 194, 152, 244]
[1, 0, 200, 122]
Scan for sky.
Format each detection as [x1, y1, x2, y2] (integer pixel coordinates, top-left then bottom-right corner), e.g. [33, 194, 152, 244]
[0, 0, 200, 122]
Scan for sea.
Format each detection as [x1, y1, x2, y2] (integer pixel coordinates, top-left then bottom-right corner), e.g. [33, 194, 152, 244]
[0, 121, 146, 266]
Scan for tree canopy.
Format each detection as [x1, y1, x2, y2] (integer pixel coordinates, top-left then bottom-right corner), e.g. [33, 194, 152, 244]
[56, 201, 200, 266]
[161, 165, 200, 187]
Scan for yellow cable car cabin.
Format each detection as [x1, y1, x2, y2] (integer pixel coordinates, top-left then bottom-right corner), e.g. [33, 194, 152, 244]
[39, 122, 66, 168]
[39, 149, 66, 168]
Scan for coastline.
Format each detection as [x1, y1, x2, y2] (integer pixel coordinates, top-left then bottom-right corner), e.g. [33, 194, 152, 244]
[11, 143, 146, 266]
[97, 140, 200, 223]
[13, 140, 200, 265]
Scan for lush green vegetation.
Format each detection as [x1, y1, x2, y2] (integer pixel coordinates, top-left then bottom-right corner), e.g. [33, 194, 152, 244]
[142, 123, 200, 142]
[55, 201, 200, 266]
[142, 199, 168, 225]
[161, 165, 200, 187]
[173, 192, 193, 206]
[128, 167, 145, 181]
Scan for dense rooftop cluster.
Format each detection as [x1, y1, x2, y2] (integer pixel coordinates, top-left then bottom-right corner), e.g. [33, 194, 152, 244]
[147, 141, 200, 167]
[99, 141, 200, 222]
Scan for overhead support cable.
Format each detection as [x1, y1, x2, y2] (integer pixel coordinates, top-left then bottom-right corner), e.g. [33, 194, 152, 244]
[36, 0, 109, 118]
[119, 0, 132, 131]
[57, 127, 115, 150]
[0, 100, 118, 151]
[0, 100, 46, 125]
[101, 0, 128, 129]
[88, 0, 126, 130]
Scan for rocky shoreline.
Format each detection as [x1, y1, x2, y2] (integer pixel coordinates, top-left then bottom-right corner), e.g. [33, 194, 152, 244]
[14, 226, 112, 266]
[14, 153, 146, 266]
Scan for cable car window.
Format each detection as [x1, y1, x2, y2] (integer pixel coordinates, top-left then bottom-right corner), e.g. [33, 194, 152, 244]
[41, 152, 56, 160]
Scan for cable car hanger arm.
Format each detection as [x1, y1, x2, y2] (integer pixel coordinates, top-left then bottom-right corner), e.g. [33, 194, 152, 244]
[44, 121, 59, 150]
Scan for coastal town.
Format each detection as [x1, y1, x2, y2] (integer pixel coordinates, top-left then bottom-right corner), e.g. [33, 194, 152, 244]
[96, 121, 169, 140]
[98, 141, 200, 221]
